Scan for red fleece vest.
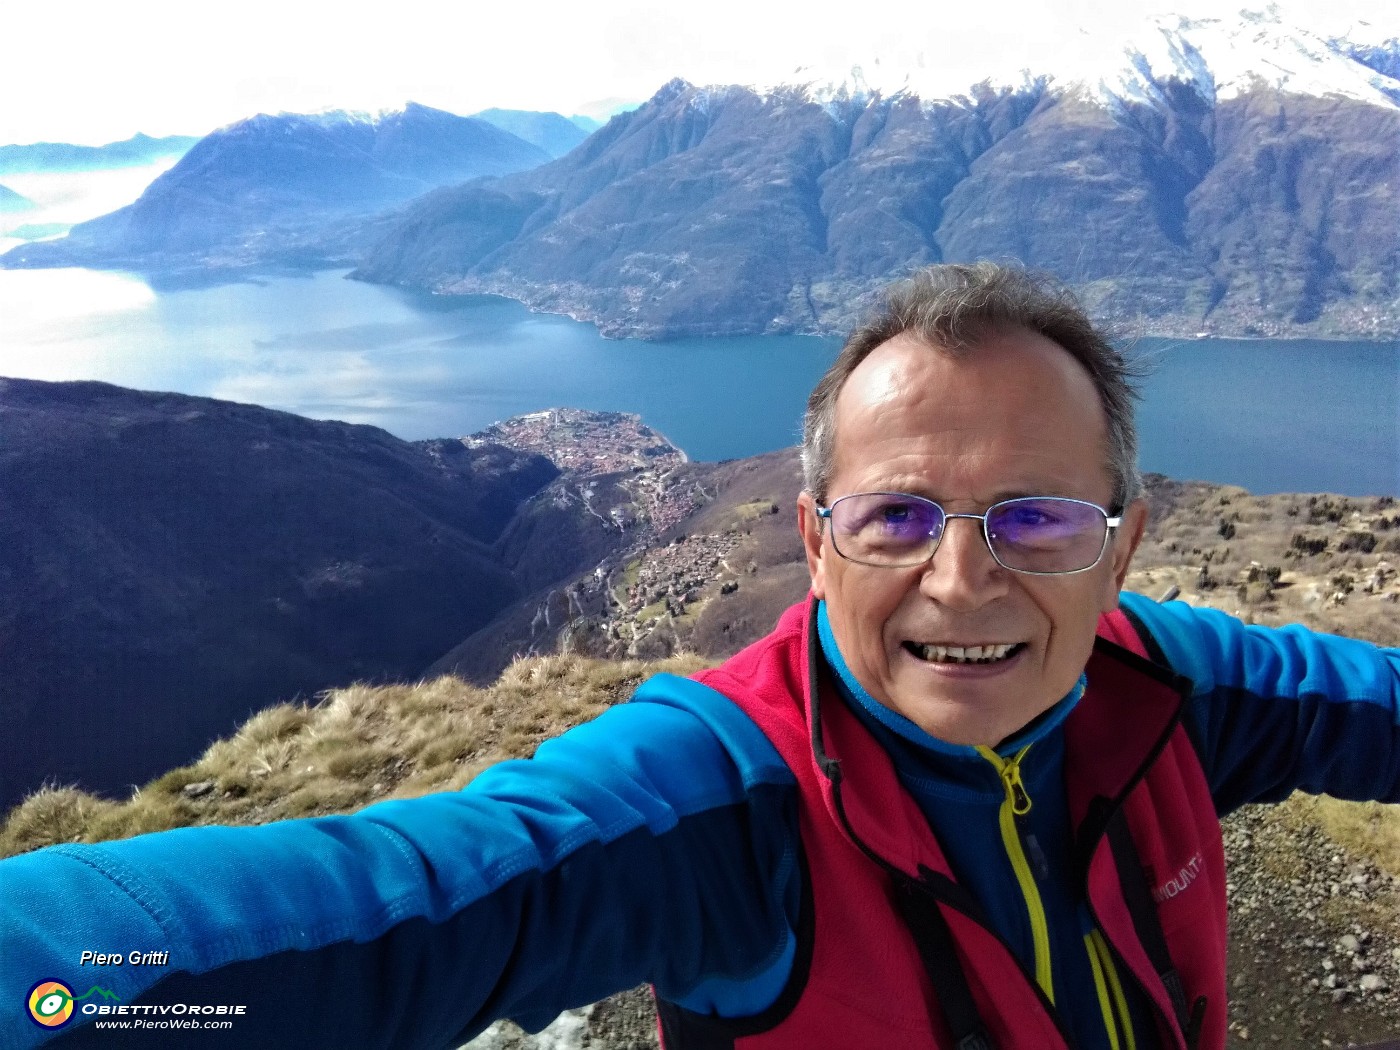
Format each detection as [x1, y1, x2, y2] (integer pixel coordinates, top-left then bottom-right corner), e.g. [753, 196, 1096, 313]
[659, 600, 1227, 1050]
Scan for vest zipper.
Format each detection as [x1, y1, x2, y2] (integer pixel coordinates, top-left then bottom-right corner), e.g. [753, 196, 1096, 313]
[976, 744, 1055, 1004]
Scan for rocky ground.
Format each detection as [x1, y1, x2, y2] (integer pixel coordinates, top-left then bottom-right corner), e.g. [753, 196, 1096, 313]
[1222, 805, 1399, 1047]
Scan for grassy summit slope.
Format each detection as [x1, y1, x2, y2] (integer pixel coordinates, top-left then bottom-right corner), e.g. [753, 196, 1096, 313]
[0, 652, 706, 858]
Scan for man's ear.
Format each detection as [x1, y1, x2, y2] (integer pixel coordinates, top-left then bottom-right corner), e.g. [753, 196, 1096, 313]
[1102, 498, 1148, 611]
[797, 491, 828, 599]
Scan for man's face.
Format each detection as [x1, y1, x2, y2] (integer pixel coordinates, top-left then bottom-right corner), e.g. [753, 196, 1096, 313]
[797, 328, 1147, 747]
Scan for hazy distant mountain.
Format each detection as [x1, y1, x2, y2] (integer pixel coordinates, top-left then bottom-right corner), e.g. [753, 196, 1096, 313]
[353, 11, 1399, 340]
[0, 183, 33, 212]
[571, 98, 642, 125]
[0, 378, 561, 808]
[472, 108, 594, 157]
[0, 132, 199, 174]
[0, 104, 551, 272]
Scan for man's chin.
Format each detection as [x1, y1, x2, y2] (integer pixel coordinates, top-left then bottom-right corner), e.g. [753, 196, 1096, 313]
[887, 645, 1041, 746]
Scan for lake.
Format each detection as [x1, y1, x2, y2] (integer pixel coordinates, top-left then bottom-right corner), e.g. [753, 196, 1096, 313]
[0, 267, 1395, 496]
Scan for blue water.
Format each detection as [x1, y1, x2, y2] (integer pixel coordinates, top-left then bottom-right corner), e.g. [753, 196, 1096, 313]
[0, 267, 1394, 495]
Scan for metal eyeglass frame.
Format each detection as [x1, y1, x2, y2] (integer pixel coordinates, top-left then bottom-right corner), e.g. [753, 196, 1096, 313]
[815, 493, 1123, 576]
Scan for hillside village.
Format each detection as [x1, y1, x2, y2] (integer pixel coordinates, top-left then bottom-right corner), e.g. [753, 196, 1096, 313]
[465, 408, 686, 477]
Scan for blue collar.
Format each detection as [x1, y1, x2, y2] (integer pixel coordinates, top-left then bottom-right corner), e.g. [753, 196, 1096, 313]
[815, 599, 1084, 761]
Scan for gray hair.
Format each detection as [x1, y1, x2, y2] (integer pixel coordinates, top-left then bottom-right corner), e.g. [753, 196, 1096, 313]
[801, 262, 1144, 508]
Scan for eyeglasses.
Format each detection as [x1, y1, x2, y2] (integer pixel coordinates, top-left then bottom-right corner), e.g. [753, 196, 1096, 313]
[816, 493, 1122, 575]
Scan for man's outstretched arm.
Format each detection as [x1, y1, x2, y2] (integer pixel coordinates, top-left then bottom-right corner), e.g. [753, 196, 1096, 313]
[1, 679, 801, 1049]
[1119, 592, 1400, 813]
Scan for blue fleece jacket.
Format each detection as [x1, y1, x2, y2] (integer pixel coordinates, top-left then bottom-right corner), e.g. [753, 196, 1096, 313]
[1, 595, 1396, 1049]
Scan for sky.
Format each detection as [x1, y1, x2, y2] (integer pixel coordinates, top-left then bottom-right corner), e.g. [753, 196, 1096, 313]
[5, 0, 1396, 146]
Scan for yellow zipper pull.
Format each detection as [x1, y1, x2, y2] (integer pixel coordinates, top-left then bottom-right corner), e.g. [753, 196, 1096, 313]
[975, 745, 1034, 815]
[1002, 754, 1032, 816]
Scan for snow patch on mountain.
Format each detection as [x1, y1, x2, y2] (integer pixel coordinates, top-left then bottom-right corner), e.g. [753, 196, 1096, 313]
[209, 103, 458, 138]
[752, 7, 1399, 116]
[1120, 11, 1400, 109]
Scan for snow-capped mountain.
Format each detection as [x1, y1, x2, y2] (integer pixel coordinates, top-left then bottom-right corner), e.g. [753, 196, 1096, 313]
[767, 9, 1399, 113]
[346, 9, 1396, 341]
[4, 10, 1395, 340]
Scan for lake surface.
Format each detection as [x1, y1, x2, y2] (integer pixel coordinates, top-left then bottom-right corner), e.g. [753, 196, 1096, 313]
[1, 267, 1395, 496]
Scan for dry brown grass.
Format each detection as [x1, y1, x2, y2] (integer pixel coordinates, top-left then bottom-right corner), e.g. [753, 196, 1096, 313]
[0, 652, 710, 859]
[1276, 795, 1400, 879]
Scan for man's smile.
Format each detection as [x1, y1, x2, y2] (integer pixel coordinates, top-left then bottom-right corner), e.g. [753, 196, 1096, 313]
[901, 641, 1028, 665]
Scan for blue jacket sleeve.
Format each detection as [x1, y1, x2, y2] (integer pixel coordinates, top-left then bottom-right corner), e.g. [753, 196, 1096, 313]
[0, 676, 800, 1049]
[1120, 592, 1400, 814]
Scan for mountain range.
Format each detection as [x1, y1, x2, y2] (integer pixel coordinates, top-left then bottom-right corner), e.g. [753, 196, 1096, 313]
[352, 11, 1399, 339]
[1, 10, 1396, 339]
[0, 132, 200, 175]
[0, 378, 782, 809]
[0, 105, 552, 273]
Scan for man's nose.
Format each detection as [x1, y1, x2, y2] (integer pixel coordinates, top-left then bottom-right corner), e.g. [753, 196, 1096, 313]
[919, 515, 1008, 609]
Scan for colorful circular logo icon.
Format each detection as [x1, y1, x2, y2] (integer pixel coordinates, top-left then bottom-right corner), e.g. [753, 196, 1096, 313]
[27, 980, 75, 1028]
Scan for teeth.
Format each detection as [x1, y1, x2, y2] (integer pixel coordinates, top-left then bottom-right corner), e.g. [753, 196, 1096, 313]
[910, 643, 1019, 664]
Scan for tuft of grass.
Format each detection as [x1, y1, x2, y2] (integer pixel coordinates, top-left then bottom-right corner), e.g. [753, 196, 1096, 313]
[0, 786, 121, 856]
[0, 653, 710, 859]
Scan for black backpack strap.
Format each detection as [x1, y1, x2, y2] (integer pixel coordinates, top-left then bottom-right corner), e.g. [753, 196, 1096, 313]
[890, 869, 996, 1050]
[1105, 811, 1197, 1037]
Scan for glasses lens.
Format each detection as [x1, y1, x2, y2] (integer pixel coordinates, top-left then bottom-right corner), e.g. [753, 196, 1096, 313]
[829, 493, 943, 565]
[986, 498, 1109, 573]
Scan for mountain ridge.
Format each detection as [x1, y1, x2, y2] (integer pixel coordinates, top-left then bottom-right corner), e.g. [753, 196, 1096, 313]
[2, 12, 1396, 339]
[0, 132, 200, 174]
[0, 378, 565, 808]
[742, 10, 1400, 112]
[471, 108, 593, 158]
[0, 104, 551, 272]
[351, 64, 1397, 339]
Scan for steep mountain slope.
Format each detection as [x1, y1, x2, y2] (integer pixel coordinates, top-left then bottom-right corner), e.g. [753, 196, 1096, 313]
[352, 12, 1398, 339]
[0, 104, 550, 271]
[0, 379, 560, 808]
